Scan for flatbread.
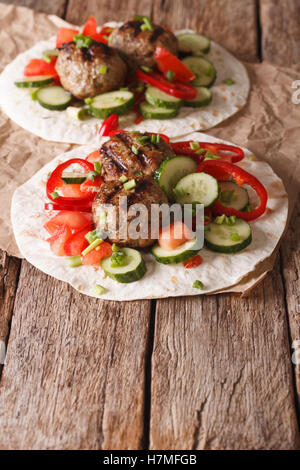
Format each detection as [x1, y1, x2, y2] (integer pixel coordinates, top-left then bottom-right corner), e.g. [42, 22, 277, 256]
[0, 24, 250, 144]
[11, 132, 288, 300]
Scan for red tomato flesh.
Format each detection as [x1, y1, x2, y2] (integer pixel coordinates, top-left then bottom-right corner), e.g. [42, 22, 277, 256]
[44, 210, 91, 234]
[47, 225, 72, 256]
[56, 27, 79, 48]
[64, 226, 92, 257]
[81, 241, 112, 265]
[159, 221, 193, 251]
[82, 16, 97, 36]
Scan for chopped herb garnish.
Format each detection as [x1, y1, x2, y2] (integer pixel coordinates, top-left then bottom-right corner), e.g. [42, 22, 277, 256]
[196, 148, 206, 155]
[81, 238, 103, 256]
[73, 33, 92, 48]
[135, 86, 144, 93]
[119, 175, 128, 183]
[123, 179, 136, 191]
[94, 284, 106, 295]
[230, 232, 240, 242]
[112, 243, 119, 252]
[226, 215, 237, 226]
[215, 214, 226, 225]
[131, 145, 138, 155]
[85, 229, 101, 244]
[193, 280, 204, 290]
[190, 141, 200, 150]
[224, 78, 235, 85]
[85, 97, 93, 105]
[50, 191, 60, 199]
[67, 255, 82, 268]
[220, 189, 235, 204]
[137, 136, 150, 145]
[166, 70, 175, 82]
[114, 96, 125, 102]
[87, 170, 98, 181]
[94, 161, 102, 174]
[141, 65, 153, 73]
[204, 151, 220, 160]
[120, 87, 129, 91]
[143, 17, 153, 31]
[98, 64, 107, 74]
[111, 250, 127, 268]
[150, 133, 160, 145]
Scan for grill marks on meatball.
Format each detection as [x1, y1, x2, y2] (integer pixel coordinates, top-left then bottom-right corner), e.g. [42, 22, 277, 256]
[99, 132, 174, 181]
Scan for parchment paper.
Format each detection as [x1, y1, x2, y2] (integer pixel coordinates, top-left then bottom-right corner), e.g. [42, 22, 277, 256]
[0, 3, 299, 295]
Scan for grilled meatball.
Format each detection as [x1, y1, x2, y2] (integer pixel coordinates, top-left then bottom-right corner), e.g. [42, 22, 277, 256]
[99, 132, 174, 182]
[55, 41, 127, 99]
[109, 20, 178, 68]
[93, 177, 168, 248]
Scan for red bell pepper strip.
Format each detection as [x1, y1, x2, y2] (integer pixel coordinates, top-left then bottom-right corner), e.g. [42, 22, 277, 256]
[56, 27, 79, 48]
[196, 160, 268, 221]
[44, 202, 92, 213]
[154, 47, 195, 82]
[46, 159, 95, 206]
[170, 141, 244, 163]
[136, 69, 197, 100]
[82, 16, 97, 36]
[183, 254, 203, 269]
[24, 58, 58, 77]
[99, 114, 119, 136]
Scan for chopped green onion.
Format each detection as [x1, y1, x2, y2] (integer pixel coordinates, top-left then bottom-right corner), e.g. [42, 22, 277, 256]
[196, 148, 206, 155]
[224, 78, 235, 85]
[190, 141, 200, 150]
[230, 232, 240, 242]
[215, 214, 226, 225]
[73, 33, 92, 48]
[98, 64, 107, 74]
[135, 86, 144, 93]
[131, 145, 138, 155]
[120, 87, 129, 91]
[94, 284, 106, 295]
[87, 170, 98, 181]
[142, 17, 153, 31]
[155, 134, 160, 144]
[123, 179, 136, 191]
[166, 70, 175, 82]
[204, 151, 220, 160]
[68, 255, 82, 268]
[50, 191, 60, 199]
[226, 215, 237, 226]
[141, 65, 153, 73]
[81, 238, 103, 256]
[99, 211, 107, 225]
[137, 136, 150, 145]
[119, 175, 128, 183]
[94, 161, 101, 175]
[112, 243, 119, 252]
[110, 251, 127, 268]
[85, 229, 101, 244]
[85, 97, 93, 105]
[193, 280, 204, 290]
[220, 189, 235, 204]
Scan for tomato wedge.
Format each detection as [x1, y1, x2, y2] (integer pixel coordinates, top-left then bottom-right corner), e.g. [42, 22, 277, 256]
[47, 225, 72, 256]
[24, 58, 58, 77]
[155, 47, 195, 82]
[81, 241, 112, 265]
[44, 211, 91, 235]
[56, 27, 79, 48]
[184, 254, 203, 269]
[82, 16, 97, 36]
[136, 69, 197, 100]
[99, 114, 119, 136]
[85, 150, 101, 163]
[64, 226, 92, 256]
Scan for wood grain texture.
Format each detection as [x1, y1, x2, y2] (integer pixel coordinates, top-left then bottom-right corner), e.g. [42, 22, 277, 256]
[152, 0, 258, 61]
[150, 260, 300, 449]
[0, 0, 67, 17]
[66, 0, 151, 25]
[260, 0, 300, 70]
[0, 261, 151, 449]
[280, 196, 300, 408]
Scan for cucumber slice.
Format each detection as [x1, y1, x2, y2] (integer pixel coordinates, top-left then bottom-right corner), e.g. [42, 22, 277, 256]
[61, 172, 87, 184]
[152, 237, 200, 264]
[204, 218, 252, 253]
[154, 155, 198, 201]
[145, 86, 182, 109]
[140, 101, 179, 119]
[66, 106, 87, 121]
[183, 86, 212, 107]
[182, 56, 216, 88]
[36, 86, 72, 110]
[101, 247, 146, 283]
[178, 33, 211, 55]
[218, 181, 249, 211]
[42, 49, 59, 63]
[88, 90, 134, 118]
[15, 75, 54, 88]
[173, 172, 219, 208]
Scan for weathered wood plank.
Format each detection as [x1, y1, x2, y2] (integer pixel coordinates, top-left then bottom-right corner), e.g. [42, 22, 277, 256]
[0, 261, 151, 449]
[150, 259, 300, 449]
[66, 0, 151, 25]
[0, 251, 20, 374]
[280, 196, 300, 409]
[0, 0, 67, 17]
[152, 0, 258, 61]
[260, 0, 300, 70]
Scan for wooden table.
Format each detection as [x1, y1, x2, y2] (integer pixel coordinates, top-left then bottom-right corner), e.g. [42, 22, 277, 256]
[0, 0, 299, 450]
